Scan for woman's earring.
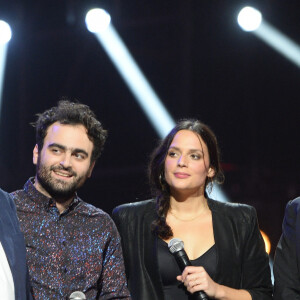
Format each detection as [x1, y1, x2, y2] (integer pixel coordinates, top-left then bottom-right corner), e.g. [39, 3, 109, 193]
[159, 173, 167, 192]
[159, 173, 164, 186]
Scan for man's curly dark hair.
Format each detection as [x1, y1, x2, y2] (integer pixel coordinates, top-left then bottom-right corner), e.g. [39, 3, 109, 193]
[32, 100, 107, 162]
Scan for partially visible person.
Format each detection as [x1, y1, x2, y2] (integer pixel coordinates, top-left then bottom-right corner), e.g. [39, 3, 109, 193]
[274, 197, 300, 299]
[11, 100, 131, 299]
[112, 119, 272, 300]
[0, 189, 32, 299]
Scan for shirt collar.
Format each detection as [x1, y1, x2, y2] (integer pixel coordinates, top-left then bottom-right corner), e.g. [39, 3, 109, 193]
[24, 177, 81, 212]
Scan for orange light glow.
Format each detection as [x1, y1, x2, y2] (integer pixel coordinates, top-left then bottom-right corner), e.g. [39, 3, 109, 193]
[260, 230, 271, 254]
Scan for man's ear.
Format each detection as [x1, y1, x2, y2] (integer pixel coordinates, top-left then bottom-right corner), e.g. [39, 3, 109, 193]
[87, 161, 96, 178]
[33, 144, 39, 165]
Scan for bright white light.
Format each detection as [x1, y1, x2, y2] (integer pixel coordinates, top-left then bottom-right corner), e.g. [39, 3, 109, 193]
[254, 21, 300, 68]
[0, 45, 8, 112]
[0, 20, 12, 45]
[0, 20, 11, 113]
[238, 6, 262, 32]
[88, 17, 228, 203]
[209, 185, 229, 203]
[85, 9, 111, 33]
[88, 22, 175, 137]
[270, 258, 274, 285]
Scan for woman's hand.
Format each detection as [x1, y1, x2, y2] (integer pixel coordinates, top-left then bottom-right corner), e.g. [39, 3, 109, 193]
[177, 266, 252, 300]
[177, 266, 220, 297]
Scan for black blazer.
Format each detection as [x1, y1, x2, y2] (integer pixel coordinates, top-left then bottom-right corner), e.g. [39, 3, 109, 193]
[112, 198, 272, 300]
[274, 197, 300, 299]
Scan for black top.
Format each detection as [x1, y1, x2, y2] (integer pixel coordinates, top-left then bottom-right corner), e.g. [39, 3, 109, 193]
[274, 197, 300, 299]
[112, 199, 273, 300]
[157, 238, 217, 299]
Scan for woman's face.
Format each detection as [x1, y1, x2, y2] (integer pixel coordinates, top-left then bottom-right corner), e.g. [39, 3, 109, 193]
[164, 130, 215, 196]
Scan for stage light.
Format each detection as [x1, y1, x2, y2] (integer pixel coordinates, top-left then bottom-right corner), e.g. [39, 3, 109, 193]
[237, 6, 262, 32]
[254, 22, 300, 68]
[86, 9, 228, 202]
[238, 7, 300, 67]
[260, 230, 274, 283]
[0, 20, 12, 45]
[260, 230, 271, 254]
[0, 20, 12, 112]
[85, 8, 111, 33]
[86, 9, 175, 138]
[209, 185, 229, 203]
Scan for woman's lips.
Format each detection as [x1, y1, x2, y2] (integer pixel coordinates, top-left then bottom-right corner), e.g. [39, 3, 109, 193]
[174, 172, 190, 179]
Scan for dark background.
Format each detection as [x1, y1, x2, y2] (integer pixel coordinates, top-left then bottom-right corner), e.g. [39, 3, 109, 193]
[0, 0, 299, 258]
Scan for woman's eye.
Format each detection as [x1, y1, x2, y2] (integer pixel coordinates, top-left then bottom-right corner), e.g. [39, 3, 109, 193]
[168, 151, 178, 157]
[191, 154, 200, 160]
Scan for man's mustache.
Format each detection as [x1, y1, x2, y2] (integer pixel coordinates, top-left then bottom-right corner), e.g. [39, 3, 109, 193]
[50, 165, 77, 177]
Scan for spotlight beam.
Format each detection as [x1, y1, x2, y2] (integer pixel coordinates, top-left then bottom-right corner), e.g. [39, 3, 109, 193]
[0, 20, 12, 113]
[90, 23, 175, 138]
[238, 7, 300, 68]
[0, 44, 8, 110]
[86, 10, 229, 202]
[254, 20, 300, 68]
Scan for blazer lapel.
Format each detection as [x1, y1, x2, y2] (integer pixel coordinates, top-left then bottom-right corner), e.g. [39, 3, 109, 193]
[143, 208, 165, 300]
[0, 207, 15, 273]
[208, 199, 242, 287]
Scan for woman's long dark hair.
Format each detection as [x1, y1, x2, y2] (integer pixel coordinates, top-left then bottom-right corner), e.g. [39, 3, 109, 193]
[149, 119, 224, 239]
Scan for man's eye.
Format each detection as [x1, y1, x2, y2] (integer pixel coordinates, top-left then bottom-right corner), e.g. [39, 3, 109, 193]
[75, 153, 85, 160]
[51, 149, 60, 154]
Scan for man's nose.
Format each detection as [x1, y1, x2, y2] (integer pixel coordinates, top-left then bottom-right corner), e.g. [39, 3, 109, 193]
[60, 153, 72, 168]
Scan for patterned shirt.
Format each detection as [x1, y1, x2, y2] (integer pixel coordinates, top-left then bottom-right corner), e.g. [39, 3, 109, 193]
[10, 178, 131, 300]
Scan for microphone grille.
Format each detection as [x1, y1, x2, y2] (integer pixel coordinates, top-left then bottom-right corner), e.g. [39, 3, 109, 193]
[168, 238, 184, 254]
[69, 291, 86, 300]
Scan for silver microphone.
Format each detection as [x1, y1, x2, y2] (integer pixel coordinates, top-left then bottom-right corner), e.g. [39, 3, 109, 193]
[168, 238, 208, 300]
[69, 291, 86, 300]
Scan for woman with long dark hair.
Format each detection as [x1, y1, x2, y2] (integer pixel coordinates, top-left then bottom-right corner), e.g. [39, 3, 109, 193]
[112, 119, 272, 300]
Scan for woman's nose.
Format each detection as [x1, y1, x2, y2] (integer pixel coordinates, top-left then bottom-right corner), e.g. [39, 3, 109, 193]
[177, 155, 187, 167]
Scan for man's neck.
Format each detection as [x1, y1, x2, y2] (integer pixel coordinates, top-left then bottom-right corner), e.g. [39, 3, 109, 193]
[33, 176, 75, 214]
[55, 199, 74, 214]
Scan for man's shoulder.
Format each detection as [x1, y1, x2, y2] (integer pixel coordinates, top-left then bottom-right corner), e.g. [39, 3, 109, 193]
[0, 188, 15, 210]
[283, 197, 300, 220]
[10, 188, 26, 198]
[10, 188, 28, 208]
[78, 200, 106, 214]
[77, 200, 114, 224]
[287, 197, 300, 209]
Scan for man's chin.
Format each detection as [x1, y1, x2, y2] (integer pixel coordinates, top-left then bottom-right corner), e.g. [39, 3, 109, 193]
[44, 181, 77, 201]
[53, 177, 74, 185]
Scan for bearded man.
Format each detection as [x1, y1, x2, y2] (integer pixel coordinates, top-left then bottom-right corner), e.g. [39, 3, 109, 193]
[10, 100, 131, 300]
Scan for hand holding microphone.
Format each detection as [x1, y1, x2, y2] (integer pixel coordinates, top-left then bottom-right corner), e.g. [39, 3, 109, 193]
[168, 238, 209, 300]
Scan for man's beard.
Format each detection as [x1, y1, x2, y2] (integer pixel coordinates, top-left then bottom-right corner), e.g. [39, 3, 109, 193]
[36, 161, 87, 202]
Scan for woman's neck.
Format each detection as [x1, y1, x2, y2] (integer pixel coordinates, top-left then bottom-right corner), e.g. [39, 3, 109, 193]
[169, 192, 208, 215]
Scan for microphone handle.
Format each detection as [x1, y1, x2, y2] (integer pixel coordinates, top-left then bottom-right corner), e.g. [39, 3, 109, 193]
[174, 250, 209, 300]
